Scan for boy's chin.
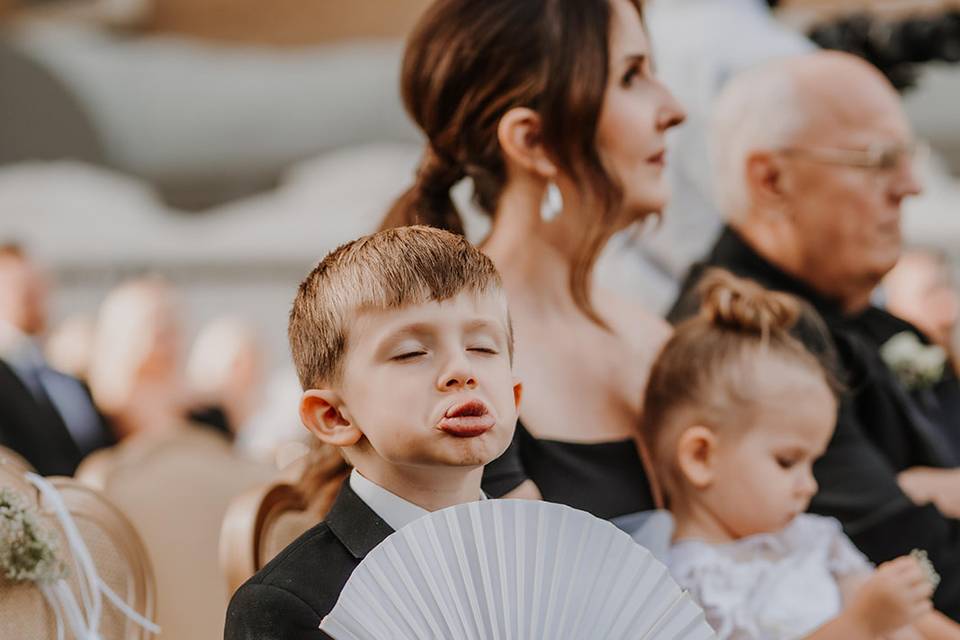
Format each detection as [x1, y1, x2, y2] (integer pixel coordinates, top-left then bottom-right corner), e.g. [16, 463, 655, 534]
[428, 434, 510, 468]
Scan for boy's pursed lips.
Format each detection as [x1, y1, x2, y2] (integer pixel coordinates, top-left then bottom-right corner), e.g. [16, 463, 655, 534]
[436, 399, 495, 437]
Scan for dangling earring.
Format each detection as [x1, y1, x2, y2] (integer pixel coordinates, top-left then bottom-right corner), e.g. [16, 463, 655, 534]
[540, 181, 563, 222]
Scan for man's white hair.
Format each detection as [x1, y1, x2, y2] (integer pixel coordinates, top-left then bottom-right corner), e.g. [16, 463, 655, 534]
[710, 58, 812, 223]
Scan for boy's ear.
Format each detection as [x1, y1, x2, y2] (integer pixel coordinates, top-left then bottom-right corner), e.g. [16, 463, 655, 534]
[300, 389, 363, 447]
[676, 425, 718, 490]
[512, 379, 523, 411]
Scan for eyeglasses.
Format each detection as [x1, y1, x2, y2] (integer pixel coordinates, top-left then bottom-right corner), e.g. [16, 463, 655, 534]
[777, 141, 927, 172]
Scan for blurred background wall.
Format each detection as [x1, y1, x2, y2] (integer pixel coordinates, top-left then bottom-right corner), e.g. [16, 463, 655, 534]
[146, 0, 434, 44]
[1, 0, 960, 373]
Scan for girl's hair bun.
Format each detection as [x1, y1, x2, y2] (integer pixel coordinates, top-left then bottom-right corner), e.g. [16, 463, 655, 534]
[696, 268, 801, 336]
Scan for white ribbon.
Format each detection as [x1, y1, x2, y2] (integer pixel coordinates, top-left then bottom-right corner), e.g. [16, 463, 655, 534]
[26, 472, 162, 638]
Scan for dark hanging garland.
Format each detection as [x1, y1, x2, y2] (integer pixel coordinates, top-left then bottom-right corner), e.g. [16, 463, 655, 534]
[807, 10, 960, 91]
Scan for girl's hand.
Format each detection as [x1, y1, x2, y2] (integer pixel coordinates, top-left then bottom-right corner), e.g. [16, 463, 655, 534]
[848, 556, 934, 636]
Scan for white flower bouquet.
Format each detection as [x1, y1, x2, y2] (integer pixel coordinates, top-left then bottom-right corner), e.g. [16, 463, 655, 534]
[2, 475, 161, 638]
[0, 487, 66, 585]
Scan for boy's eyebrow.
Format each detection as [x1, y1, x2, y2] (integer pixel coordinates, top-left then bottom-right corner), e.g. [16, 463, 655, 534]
[463, 318, 508, 334]
[379, 323, 434, 342]
[378, 317, 508, 344]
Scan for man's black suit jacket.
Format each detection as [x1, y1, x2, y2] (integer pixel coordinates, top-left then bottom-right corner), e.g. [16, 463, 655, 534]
[669, 226, 960, 620]
[0, 358, 84, 476]
[224, 481, 394, 640]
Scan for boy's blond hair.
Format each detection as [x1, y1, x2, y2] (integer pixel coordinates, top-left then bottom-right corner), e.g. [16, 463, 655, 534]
[289, 225, 509, 389]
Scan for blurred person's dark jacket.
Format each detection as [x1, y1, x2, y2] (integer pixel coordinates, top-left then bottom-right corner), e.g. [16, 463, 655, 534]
[188, 405, 233, 441]
[0, 358, 114, 475]
[670, 225, 960, 620]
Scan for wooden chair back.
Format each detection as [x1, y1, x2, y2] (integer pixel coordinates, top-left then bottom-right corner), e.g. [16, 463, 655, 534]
[0, 464, 156, 639]
[76, 426, 274, 640]
[0, 444, 34, 475]
[219, 480, 309, 594]
[219, 443, 349, 593]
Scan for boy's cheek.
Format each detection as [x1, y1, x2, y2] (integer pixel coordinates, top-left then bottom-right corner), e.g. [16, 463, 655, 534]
[364, 430, 423, 462]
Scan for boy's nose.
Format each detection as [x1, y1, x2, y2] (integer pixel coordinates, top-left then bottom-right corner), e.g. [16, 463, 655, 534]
[437, 356, 477, 391]
[442, 374, 477, 390]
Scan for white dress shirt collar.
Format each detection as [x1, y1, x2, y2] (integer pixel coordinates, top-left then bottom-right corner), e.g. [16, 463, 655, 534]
[349, 469, 486, 532]
[0, 320, 39, 366]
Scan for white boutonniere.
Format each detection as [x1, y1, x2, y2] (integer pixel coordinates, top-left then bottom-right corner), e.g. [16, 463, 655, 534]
[880, 331, 947, 391]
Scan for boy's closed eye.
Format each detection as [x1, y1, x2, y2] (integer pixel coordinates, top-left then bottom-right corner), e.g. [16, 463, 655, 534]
[467, 341, 500, 355]
[391, 350, 427, 362]
[387, 340, 429, 361]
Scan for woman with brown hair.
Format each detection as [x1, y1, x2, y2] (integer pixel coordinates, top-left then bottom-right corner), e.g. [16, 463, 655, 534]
[383, 0, 685, 519]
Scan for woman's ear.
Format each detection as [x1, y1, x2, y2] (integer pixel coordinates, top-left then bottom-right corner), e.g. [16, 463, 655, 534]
[300, 390, 363, 447]
[497, 107, 558, 179]
[676, 425, 718, 490]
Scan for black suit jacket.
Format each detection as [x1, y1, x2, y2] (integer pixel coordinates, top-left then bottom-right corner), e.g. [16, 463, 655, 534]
[224, 481, 394, 640]
[0, 358, 83, 476]
[669, 226, 960, 620]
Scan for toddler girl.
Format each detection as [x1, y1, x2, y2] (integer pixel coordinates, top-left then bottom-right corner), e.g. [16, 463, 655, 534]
[640, 269, 955, 639]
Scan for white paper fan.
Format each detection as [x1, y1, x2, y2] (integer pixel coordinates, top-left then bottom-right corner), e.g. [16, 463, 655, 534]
[320, 499, 716, 640]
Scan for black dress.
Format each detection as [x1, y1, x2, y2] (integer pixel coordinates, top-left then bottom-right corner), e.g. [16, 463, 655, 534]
[482, 420, 654, 521]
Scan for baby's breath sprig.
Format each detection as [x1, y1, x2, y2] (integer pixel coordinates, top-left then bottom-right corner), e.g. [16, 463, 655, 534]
[911, 548, 941, 590]
[0, 487, 66, 584]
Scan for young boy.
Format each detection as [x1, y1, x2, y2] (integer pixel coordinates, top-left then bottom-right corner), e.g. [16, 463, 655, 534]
[224, 226, 522, 639]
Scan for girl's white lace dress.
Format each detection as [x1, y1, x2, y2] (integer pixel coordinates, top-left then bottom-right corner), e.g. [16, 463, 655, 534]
[668, 514, 872, 639]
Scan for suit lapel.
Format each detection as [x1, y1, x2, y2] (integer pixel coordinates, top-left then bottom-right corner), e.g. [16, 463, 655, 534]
[871, 349, 958, 467]
[0, 358, 81, 475]
[0, 358, 71, 434]
[325, 481, 395, 559]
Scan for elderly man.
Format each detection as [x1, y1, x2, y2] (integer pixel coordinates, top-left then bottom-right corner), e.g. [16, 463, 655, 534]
[670, 51, 960, 619]
[0, 243, 112, 474]
[885, 249, 959, 359]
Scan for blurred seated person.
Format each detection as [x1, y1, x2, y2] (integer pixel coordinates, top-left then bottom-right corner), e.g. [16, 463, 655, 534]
[88, 275, 188, 438]
[233, 368, 308, 465]
[88, 275, 229, 439]
[44, 313, 96, 382]
[669, 51, 960, 619]
[83, 276, 274, 640]
[185, 316, 264, 441]
[0, 243, 112, 475]
[885, 249, 960, 514]
[884, 249, 959, 365]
